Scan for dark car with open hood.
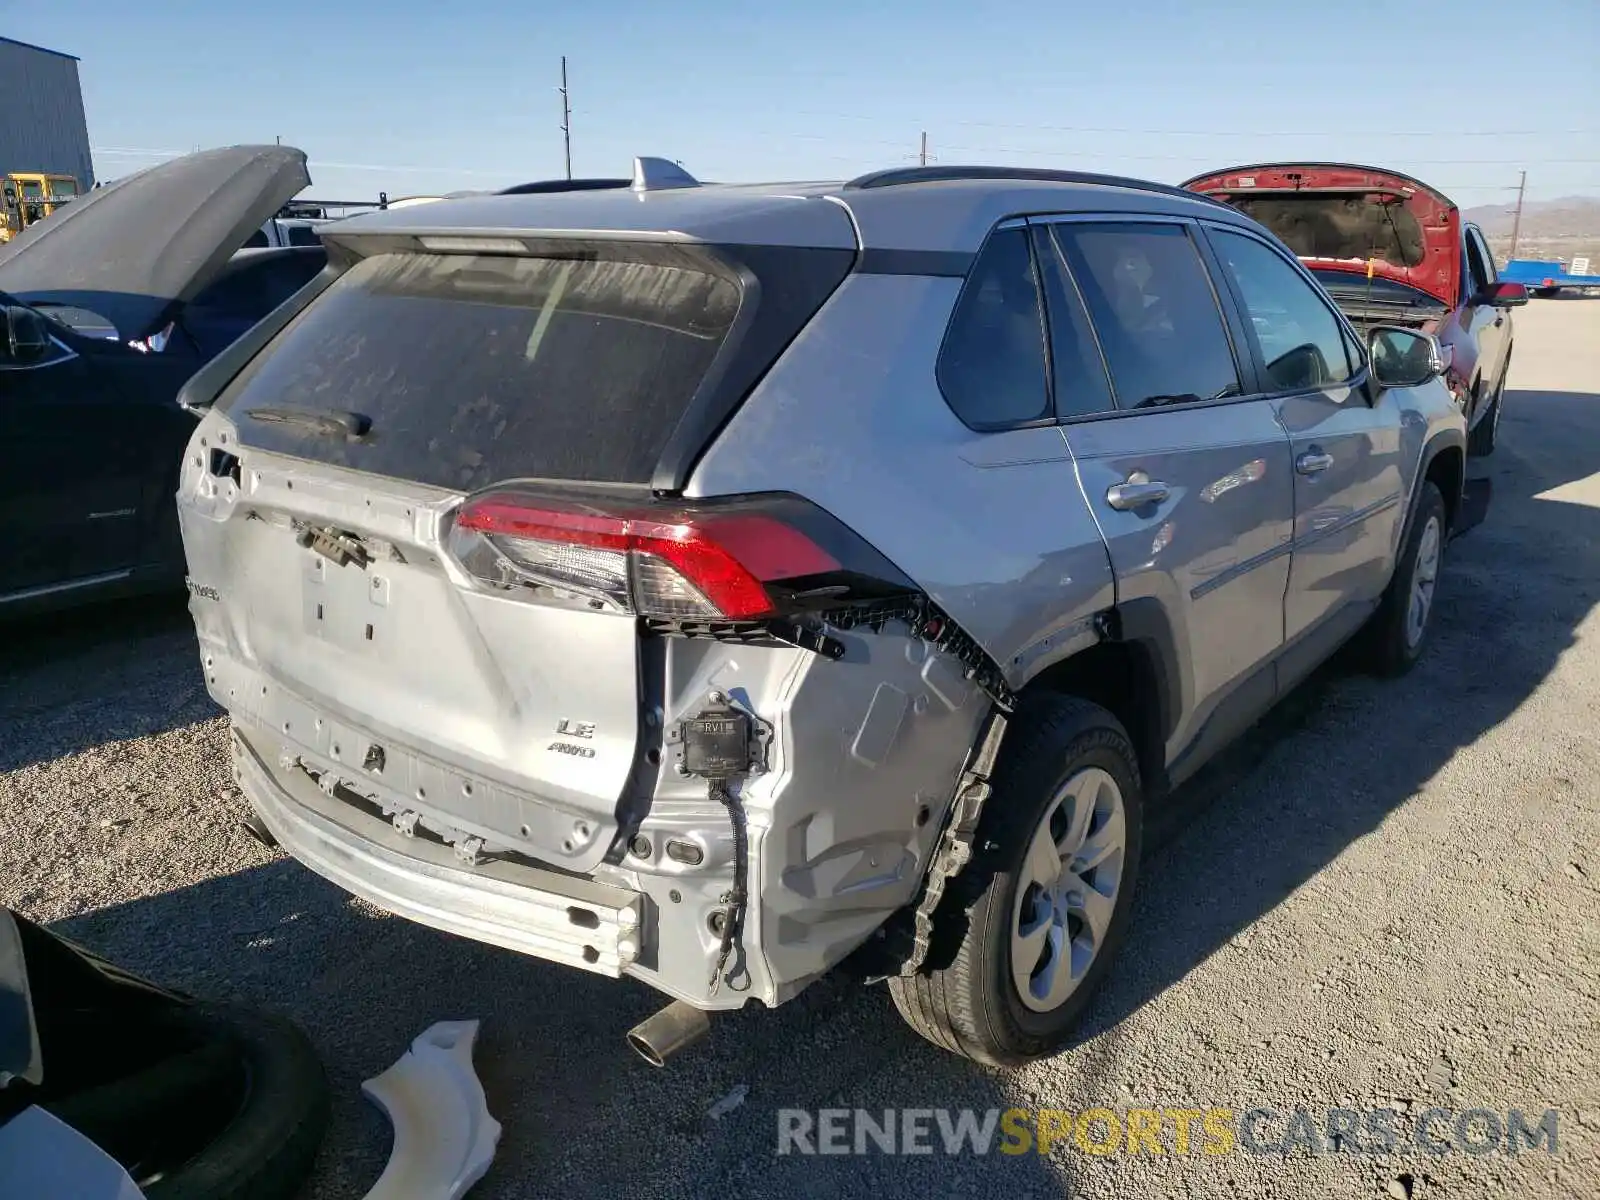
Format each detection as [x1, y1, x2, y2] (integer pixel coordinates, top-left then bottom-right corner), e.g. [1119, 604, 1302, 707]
[1183, 163, 1527, 457]
[0, 145, 328, 617]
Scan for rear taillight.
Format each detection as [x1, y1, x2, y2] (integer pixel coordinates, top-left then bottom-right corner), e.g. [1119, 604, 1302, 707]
[447, 491, 902, 622]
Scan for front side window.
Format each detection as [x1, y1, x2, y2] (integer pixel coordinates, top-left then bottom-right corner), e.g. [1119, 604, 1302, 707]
[1464, 230, 1492, 295]
[937, 226, 1050, 429]
[1208, 228, 1356, 392]
[1469, 228, 1498, 287]
[1053, 222, 1241, 408]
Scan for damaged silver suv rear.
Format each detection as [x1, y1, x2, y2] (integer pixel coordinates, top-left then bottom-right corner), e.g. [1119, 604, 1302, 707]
[178, 159, 1471, 1066]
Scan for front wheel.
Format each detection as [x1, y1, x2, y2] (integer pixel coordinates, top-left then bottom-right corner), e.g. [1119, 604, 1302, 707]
[1365, 480, 1447, 677]
[888, 697, 1143, 1066]
[1468, 375, 1506, 457]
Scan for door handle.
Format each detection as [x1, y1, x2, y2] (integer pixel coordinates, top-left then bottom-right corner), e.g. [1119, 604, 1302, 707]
[1105, 474, 1171, 511]
[1296, 450, 1334, 475]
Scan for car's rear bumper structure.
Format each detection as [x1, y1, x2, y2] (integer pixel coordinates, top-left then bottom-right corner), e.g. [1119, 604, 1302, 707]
[231, 725, 646, 977]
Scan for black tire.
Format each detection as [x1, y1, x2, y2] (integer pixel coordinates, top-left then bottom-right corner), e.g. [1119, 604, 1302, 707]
[889, 696, 1143, 1066]
[1468, 377, 1504, 457]
[47, 1003, 329, 1200]
[1365, 480, 1448, 678]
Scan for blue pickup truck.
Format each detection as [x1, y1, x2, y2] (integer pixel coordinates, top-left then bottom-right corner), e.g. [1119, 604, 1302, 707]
[1499, 257, 1600, 296]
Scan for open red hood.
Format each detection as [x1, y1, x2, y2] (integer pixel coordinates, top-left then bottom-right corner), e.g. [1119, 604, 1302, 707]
[1181, 163, 1461, 307]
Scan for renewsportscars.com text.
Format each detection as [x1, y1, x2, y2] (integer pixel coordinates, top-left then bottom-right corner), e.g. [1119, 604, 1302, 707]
[775, 1106, 1560, 1158]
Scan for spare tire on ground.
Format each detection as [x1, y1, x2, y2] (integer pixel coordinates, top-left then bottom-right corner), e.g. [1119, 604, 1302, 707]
[1, 908, 329, 1200]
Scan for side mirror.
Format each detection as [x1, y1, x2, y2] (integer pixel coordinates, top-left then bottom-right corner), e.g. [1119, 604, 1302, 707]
[1368, 326, 1446, 389]
[3, 305, 49, 364]
[1484, 280, 1529, 307]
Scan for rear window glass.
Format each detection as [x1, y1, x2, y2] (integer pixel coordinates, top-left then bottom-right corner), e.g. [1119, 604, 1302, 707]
[218, 251, 741, 490]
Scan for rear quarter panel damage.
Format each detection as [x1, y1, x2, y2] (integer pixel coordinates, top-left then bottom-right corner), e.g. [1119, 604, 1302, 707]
[678, 271, 1119, 1001]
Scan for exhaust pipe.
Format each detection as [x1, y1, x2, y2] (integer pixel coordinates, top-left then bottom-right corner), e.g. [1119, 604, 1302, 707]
[239, 811, 278, 849]
[626, 999, 711, 1067]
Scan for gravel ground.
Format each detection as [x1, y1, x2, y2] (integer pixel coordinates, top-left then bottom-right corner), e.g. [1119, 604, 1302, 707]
[3, 300, 1598, 1199]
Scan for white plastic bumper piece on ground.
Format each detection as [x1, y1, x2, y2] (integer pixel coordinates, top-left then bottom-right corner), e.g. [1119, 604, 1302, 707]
[361, 1020, 502, 1200]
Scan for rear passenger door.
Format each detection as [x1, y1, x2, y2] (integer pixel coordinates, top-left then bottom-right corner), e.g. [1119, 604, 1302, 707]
[1202, 222, 1405, 675]
[1042, 218, 1296, 779]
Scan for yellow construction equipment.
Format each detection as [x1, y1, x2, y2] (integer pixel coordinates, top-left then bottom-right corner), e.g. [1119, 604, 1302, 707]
[0, 172, 81, 242]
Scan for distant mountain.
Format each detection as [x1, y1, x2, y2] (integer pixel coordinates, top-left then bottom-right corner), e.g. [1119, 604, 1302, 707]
[1463, 195, 1600, 239]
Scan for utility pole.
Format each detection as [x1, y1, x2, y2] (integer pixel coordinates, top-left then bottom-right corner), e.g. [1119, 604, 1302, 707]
[1507, 170, 1527, 262]
[559, 56, 573, 180]
[919, 131, 928, 167]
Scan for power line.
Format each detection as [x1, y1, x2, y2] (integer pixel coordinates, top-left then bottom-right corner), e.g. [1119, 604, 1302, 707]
[779, 109, 1600, 138]
[91, 147, 517, 178]
[927, 141, 1600, 166]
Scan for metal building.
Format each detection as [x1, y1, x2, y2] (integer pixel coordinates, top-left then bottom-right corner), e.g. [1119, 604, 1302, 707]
[0, 36, 94, 188]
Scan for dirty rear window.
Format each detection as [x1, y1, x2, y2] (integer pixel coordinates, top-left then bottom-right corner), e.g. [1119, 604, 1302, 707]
[1225, 195, 1426, 269]
[217, 250, 742, 490]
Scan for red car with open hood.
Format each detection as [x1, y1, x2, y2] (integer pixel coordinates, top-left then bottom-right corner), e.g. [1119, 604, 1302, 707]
[1183, 163, 1527, 456]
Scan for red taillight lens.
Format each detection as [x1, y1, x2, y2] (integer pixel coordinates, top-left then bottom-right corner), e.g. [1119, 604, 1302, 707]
[451, 496, 840, 620]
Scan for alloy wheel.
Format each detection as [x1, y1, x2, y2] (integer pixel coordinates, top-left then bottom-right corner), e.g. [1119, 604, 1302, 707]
[1010, 766, 1127, 1012]
[1406, 514, 1442, 649]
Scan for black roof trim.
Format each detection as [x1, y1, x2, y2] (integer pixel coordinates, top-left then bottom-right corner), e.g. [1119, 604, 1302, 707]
[0, 35, 79, 61]
[496, 178, 631, 195]
[843, 165, 1230, 207]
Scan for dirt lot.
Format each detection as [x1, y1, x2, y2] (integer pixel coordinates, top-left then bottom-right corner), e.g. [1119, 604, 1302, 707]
[3, 299, 1598, 1199]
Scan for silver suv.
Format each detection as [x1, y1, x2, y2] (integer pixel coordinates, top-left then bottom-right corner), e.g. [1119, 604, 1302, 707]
[177, 159, 1474, 1067]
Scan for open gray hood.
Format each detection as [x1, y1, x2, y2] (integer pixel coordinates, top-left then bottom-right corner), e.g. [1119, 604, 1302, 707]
[0, 145, 310, 340]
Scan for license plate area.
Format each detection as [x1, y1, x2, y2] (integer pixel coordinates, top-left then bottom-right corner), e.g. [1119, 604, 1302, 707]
[301, 543, 394, 650]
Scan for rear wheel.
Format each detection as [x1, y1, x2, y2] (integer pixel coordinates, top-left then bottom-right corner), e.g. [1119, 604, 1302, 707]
[889, 696, 1143, 1066]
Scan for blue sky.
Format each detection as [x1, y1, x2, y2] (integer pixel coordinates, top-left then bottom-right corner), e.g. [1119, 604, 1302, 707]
[8, 0, 1598, 209]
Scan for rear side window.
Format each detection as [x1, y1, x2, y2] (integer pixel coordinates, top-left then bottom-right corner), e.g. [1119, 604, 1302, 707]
[286, 223, 322, 247]
[937, 226, 1049, 428]
[1034, 226, 1116, 419]
[1208, 228, 1355, 391]
[1054, 223, 1241, 408]
[218, 251, 741, 490]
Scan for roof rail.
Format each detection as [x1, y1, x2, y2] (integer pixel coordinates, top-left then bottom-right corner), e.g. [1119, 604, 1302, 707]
[496, 178, 631, 195]
[631, 157, 699, 193]
[843, 165, 1227, 206]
